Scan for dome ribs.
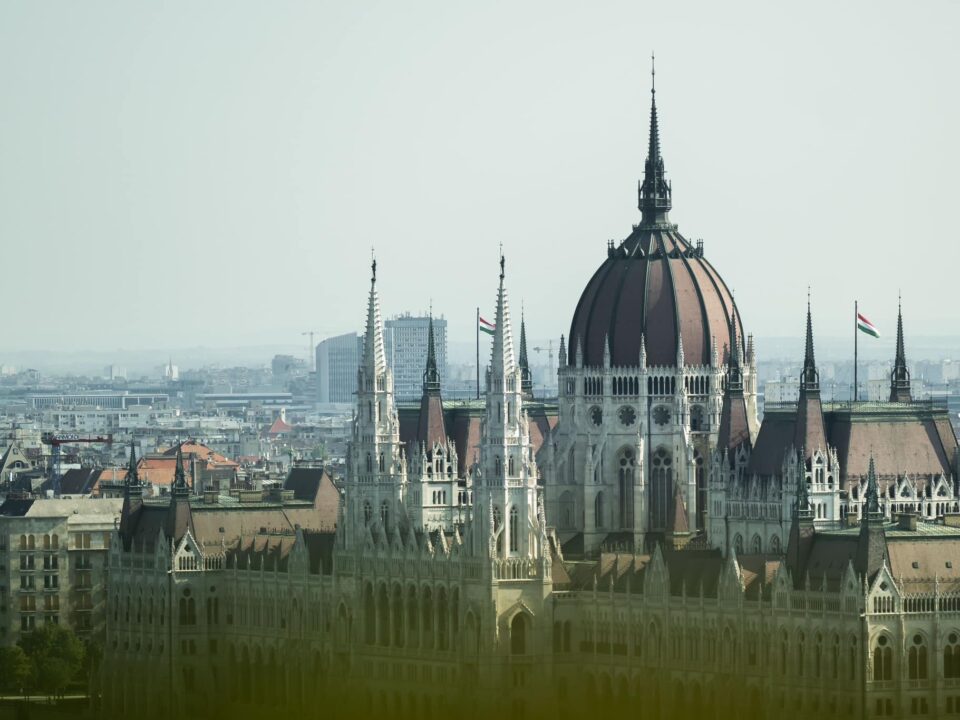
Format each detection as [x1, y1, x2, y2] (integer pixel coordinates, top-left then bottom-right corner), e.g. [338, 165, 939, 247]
[669, 231, 710, 366]
[568, 259, 610, 366]
[584, 257, 626, 368]
[608, 231, 650, 366]
[659, 232, 684, 367]
[643, 236, 677, 367]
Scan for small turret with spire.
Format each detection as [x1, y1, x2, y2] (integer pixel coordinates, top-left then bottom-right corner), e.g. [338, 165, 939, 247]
[518, 312, 533, 400]
[638, 53, 673, 228]
[855, 455, 888, 581]
[890, 296, 912, 403]
[794, 293, 827, 462]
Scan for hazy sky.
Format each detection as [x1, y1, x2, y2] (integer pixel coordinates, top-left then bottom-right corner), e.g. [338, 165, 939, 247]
[1, 1, 958, 357]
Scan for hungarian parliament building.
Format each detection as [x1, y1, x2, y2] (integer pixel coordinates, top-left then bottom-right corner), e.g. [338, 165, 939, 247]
[101, 82, 960, 720]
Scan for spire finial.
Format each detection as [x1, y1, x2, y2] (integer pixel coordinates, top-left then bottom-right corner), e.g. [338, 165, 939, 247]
[891, 293, 911, 402]
[651, 51, 655, 95]
[371, 248, 376, 283]
[499, 251, 505, 282]
[639, 53, 672, 226]
[800, 291, 819, 394]
[423, 313, 440, 394]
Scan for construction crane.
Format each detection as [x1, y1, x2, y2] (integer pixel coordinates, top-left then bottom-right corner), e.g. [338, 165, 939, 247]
[41, 433, 114, 497]
[531, 340, 555, 373]
[302, 330, 319, 372]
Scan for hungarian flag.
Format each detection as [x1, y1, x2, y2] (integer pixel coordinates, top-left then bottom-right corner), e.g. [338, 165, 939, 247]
[479, 316, 496, 336]
[857, 312, 880, 338]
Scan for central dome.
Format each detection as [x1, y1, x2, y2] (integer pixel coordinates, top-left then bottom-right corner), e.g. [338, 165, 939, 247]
[568, 83, 742, 369]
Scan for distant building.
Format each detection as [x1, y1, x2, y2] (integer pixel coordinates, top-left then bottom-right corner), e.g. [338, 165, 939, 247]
[0, 495, 122, 645]
[384, 314, 447, 401]
[315, 332, 362, 404]
[104, 364, 126, 381]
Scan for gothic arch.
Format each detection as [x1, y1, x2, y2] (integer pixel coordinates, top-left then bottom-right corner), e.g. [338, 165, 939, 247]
[650, 446, 672, 530]
[616, 446, 636, 529]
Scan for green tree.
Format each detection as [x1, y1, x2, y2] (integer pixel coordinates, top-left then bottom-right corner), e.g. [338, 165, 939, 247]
[0, 645, 31, 695]
[18, 623, 85, 697]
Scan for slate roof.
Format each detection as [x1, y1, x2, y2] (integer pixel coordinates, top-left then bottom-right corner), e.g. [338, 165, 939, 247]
[748, 403, 958, 487]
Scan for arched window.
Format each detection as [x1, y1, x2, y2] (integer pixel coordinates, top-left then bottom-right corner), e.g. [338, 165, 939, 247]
[509, 506, 519, 553]
[493, 506, 502, 555]
[690, 404, 705, 431]
[751, 535, 762, 554]
[618, 448, 635, 529]
[363, 500, 373, 525]
[567, 448, 576, 484]
[511, 614, 529, 655]
[770, 535, 782, 554]
[558, 491, 575, 530]
[944, 632, 960, 678]
[380, 501, 389, 527]
[733, 534, 744, 555]
[378, 454, 384, 472]
[651, 448, 672, 530]
[495, 456, 502, 477]
[508, 456, 514, 476]
[873, 635, 893, 681]
[365, 453, 372, 473]
[594, 492, 605, 530]
[909, 634, 928, 680]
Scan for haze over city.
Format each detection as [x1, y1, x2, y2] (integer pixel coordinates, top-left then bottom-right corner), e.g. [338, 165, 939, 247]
[1, 0, 958, 358]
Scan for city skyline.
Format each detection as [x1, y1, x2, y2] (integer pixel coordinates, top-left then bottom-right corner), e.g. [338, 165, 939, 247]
[1, 1, 958, 354]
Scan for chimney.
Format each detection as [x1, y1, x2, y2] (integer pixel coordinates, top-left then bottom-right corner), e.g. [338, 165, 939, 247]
[897, 513, 918, 531]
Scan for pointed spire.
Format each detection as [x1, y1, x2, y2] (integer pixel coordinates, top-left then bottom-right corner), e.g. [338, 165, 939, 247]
[558, 334, 567, 369]
[638, 52, 672, 227]
[800, 291, 820, 394]
[171, 440, 189, 498]
[489, 253, 516, 379]
[795, 472, 812, 519]
[639, 333, 647, 370]
[124, 440, 139, 490]
[865, 455, 880, 517]
[363, 254, 387, 378]
[519, 311, 533, 398]
[676, 331, 685, 368]
[890, 295, 912, 402]
[423, 314, 441, 395]
[727, 310, 743, 393]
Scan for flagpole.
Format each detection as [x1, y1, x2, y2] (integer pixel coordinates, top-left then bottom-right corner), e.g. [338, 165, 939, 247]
[854, 300, 858, 402]
[476, 307, 480, 400]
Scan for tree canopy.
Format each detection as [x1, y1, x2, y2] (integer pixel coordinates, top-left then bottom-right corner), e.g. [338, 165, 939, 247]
[17, 623, 85, 696]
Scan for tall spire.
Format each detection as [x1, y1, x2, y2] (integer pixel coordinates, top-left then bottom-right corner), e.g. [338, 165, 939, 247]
[124, 439, 140, 491]
[363, 255, 387, 378]
[727, 308, 743, 393]
[800, 291, 820, 394]
[423, 314, 441, 395]
[638, 52, 672, 227]
[171, 440, 189, 498]
[489, 254, 516, 379]
[519, 311, 533, 398]
[865, 455, 879, 515]
[890, 296, 912, 402]
[794, 294, 827, 461]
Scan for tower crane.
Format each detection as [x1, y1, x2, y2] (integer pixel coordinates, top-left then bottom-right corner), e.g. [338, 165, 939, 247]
[531, 340, 555, 373]
[41, 433, 114, 497]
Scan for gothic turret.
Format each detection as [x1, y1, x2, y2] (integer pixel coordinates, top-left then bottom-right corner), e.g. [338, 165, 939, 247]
[890, 299, 912, 403]
[716, 309, 751, 460]
[519, 313, 533, 400]
[476, 255, 541, 562]
[118, 440, 143, 551]
[348, 257, 406, 540]
[416, 316, 446, 448]
[165, 442, 193, 543]
[794, 297, 826, 462]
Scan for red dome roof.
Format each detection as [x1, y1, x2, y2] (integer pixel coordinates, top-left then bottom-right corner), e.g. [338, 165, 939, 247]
[568, 77, 743, 369]
[568, 227, 742, 369]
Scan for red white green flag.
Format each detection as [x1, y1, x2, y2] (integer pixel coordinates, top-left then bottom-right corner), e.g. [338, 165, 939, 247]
[857, 312, 880, 338]
[479, 316, 496, 336]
